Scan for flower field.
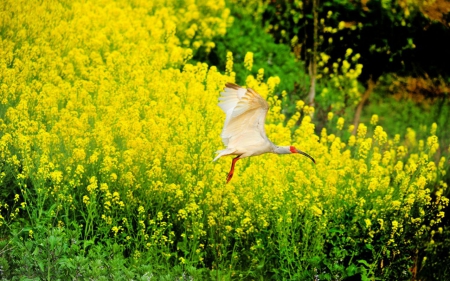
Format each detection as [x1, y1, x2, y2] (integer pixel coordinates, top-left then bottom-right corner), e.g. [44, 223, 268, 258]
[0, 0, 448, 280]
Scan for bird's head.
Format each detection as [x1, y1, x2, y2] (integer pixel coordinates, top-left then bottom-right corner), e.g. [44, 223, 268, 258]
[289, 146, 316, 164]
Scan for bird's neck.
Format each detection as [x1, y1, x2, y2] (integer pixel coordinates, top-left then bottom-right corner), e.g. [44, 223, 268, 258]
[273, 145, 292, 155]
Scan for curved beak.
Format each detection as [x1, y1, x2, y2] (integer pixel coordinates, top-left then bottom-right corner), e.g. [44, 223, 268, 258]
[296, 149, 316, 164]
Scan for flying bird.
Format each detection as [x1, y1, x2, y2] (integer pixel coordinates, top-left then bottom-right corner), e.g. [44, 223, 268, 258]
[214, 83, 315, 183]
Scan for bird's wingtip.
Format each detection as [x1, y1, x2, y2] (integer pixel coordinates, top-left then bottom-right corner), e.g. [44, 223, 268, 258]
[225, 82, 240, 90]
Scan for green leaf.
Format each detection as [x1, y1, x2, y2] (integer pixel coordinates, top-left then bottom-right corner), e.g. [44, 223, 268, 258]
[361, 273, 371, 281]
[329, 228, 343, 234]
[37, 260, 45, 272]
[358, 259, 370, 268]
[83, 239, 95, 249]
[32, 245, 40, 256]
[257, 261, 265, 269]
[346, 264, 358, 276]
[48, 235, 57, 249]
[307, 256, 322, 265]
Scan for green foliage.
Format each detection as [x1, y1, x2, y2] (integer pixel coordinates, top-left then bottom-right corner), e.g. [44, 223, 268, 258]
[419, 227, 450, 280]
[263, 0, 450, 79]
[0, 222, 207, 280]
[261, 0, 450, 133]
[193, 11, 309, 105]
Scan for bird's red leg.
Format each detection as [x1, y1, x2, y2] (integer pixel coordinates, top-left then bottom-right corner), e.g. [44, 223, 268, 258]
[226, 156, 240, 183]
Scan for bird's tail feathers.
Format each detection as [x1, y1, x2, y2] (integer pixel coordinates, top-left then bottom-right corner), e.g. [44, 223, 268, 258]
[213, 148, 235, 162]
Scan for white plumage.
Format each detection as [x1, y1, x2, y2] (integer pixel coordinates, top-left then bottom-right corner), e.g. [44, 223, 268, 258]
[214, 83, 315, 183]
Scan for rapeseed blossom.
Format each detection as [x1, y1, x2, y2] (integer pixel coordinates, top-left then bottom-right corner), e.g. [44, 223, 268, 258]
[370, 114, 379, 125]
[244, 52, 254, 71]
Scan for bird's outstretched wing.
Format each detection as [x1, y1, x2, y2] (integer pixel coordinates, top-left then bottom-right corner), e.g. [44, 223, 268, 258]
[218, 83, 270, 147]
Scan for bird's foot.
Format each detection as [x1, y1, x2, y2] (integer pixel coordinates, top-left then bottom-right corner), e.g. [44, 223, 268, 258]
[226, 172, 234, 183]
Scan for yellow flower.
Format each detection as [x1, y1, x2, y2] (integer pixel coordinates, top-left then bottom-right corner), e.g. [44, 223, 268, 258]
[374, 126, 387, 145]
[291, 35, 298, 47]
[392, 220, 399, 231]
[311, 205, 323, 216]
[244, 52, 254, 71]
[320, 53, 330, 63]
[111, 226, 120, 236]
[348, 135, 356, 147]
[378, 219, 384, 230]
[342, 60, 350, 73]
[336, 117, 345, 130]
[392, 200, 401, 209]
[397, 145, 407, 158]
[348, 124, 355, 133]
[327, 112, 334, 121]
[370, 114, 379, 125]
[225, 51, 234, 75]
[345, 48, 353, 57]
[86, 176, 98, 194]
[359, 138, 372, 159]
[100, 183, 109, 192]
[357, 123, 367, 139]
[430, 122, 437, 135]
[257, 68, 265, 83]
[177, 209, 187, 220]
[364, 219, 372, 228]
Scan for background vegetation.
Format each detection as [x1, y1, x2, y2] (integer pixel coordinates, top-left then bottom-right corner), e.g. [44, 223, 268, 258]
[0, 0, 449, 280]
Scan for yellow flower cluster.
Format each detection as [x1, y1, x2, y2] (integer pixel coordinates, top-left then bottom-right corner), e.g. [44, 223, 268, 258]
[244, 52, 254, 71]
[0, 0, 447, 271]
[317, 49, 363, 110]
[0, 0, 230, 248]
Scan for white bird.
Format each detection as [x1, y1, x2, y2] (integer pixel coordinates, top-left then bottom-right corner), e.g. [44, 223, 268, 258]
[214, 82, 315, 183]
